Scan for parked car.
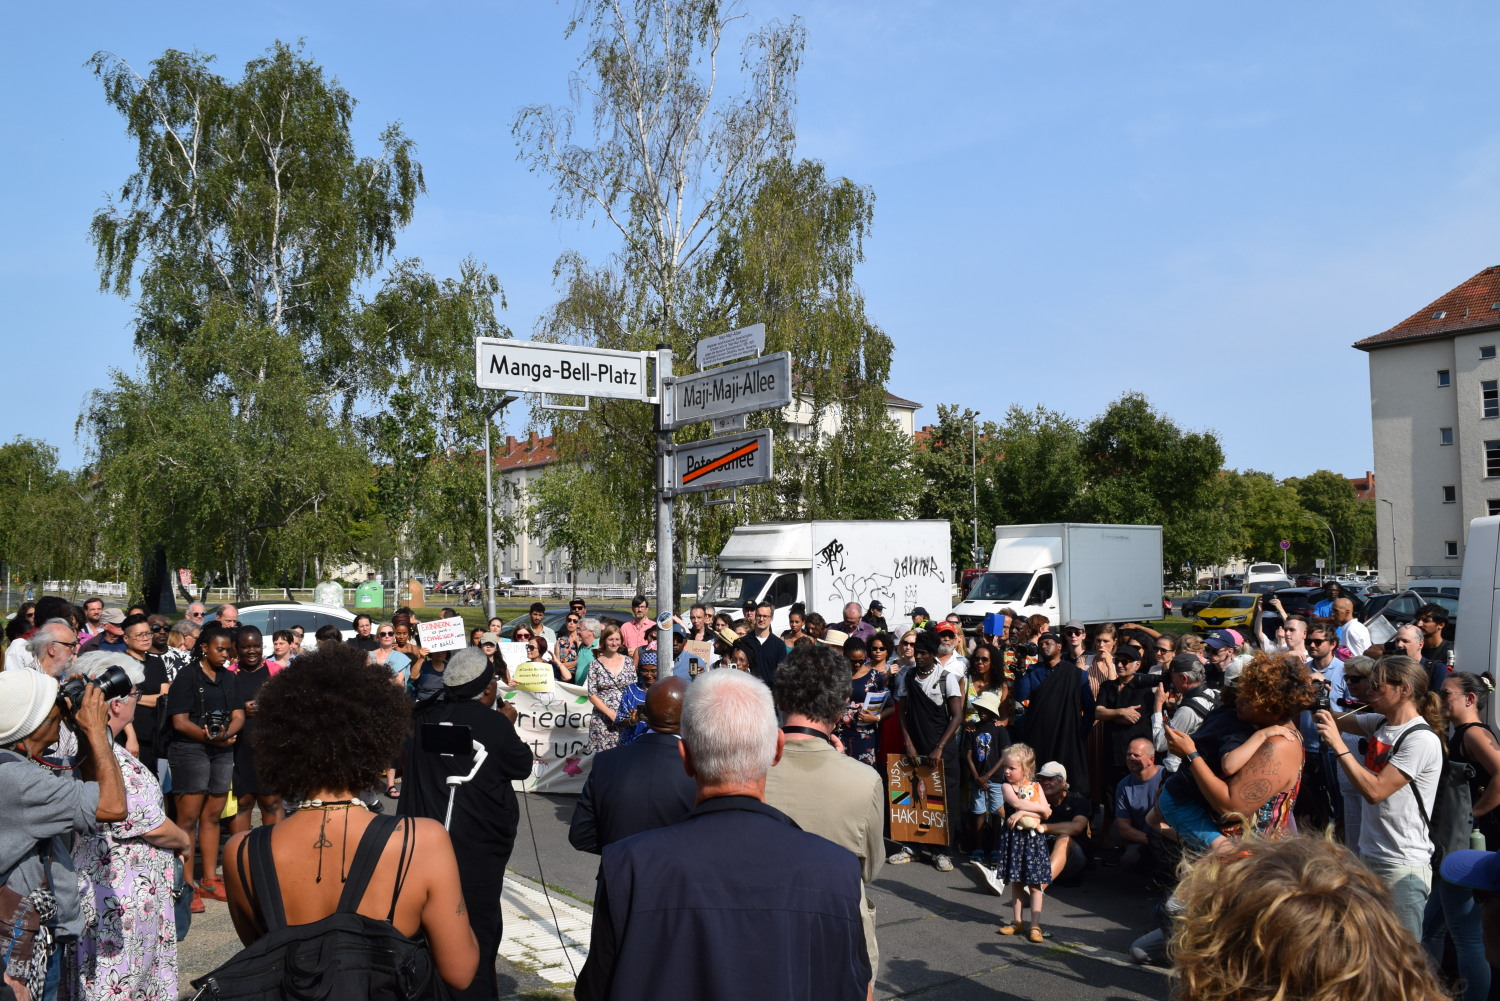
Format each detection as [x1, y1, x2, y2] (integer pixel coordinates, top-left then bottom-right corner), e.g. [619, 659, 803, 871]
[204, 601, 359, 656]
[1294, 574, 1322, 588]
[494, 606, 636, 642]
[1181, 590, 1237, 619]
[1364, 590, 1459, 641]
[1193, 593, 1261, 632]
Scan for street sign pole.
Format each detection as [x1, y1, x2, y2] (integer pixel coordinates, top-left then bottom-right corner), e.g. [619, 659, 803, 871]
[655, 345, 675, 625]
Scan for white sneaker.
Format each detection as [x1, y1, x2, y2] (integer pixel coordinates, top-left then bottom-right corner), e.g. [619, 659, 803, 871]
[887, 848, 913, 865]
[933, 854, 954, 872]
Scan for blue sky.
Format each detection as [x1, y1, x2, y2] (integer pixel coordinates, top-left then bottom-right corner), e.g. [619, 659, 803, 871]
[7, 1, 1499, 479]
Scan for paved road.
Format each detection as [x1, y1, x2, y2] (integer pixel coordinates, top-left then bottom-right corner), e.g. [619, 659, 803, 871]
[180, 791, 1173, 999]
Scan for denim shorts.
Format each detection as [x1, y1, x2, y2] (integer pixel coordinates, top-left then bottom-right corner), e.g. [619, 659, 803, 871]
[970, 782, 1006, 815]
[168, 739, 235, 795]
[1158, 785, 1223, 853]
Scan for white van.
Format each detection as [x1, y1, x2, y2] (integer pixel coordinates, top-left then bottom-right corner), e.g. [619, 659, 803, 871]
[1244, 562, 1293, 591]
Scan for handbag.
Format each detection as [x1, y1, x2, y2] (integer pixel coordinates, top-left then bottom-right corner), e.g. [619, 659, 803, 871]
[0, 883, 42, 966]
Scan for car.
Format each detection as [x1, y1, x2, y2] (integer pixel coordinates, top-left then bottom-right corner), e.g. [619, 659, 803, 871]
[1294, 574, 1322, 588]
[204, 600, 360, 656]
[1192, 593, 1261, 632]
[1364, 590, 1459, 641]
[1266, 586, 1368, 620]
[1180, 590, 1238, 619]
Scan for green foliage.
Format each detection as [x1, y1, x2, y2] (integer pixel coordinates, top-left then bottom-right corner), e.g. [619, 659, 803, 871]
[83, 42, 506, 595]
[914, 405, 1000, 568]
[517, 4, 902, 579]
[0, 439, 103, 587]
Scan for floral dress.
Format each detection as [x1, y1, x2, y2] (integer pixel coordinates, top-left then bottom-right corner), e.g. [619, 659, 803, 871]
[73, 743, 177, 1000]
[995, 781, 1053, 890]
[836, 670, 887, 767]
[587, 656, 635, 752]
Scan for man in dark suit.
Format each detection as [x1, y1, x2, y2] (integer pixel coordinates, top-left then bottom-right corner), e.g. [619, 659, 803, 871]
[568, 677, 695, 854]
[576, 670, 869, 1001]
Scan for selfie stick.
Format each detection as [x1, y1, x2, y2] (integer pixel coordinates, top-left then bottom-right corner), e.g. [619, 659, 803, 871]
[443, 744, 488, 831]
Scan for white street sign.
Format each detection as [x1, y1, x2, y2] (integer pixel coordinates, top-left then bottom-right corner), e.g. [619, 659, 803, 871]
[671, 429, 773, 494]
[711, 413, 748, 435]
[475, 338, 654, 402]
[664, 351, 791, 429]
[1315, 558, 1325, 569]
[696, 322, 765, 370]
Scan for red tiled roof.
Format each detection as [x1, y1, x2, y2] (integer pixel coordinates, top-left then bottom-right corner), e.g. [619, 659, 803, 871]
[1348, 470, 1375, 502]
[493, 432, 558, 472]
[1353, 266, 1500, 351]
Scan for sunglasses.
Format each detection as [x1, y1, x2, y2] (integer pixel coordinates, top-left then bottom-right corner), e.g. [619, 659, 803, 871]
[377, 631, 394, 638]
[1344, 673, 1368, 684]
[1309, 637, 1331, 645]
[150, 624, 168, 632]
[567, 617, 579, 623]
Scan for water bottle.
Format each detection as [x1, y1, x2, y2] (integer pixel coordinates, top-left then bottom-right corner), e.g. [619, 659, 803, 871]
[1471, 827, 1487, 852]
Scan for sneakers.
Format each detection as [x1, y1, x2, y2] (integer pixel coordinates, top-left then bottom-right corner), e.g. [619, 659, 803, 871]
[198, 876, 228, 902]
[933, 854, 954, 872]
[886, 847, 913, 865]
[188, 888, 206, 914]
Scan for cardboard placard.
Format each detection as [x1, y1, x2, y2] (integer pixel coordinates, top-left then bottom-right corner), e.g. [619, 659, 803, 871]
[512, 660, 554, 693]
[417, 617, 467, 653]
[685, 640, 714, 664]
[887, 754, 948, 845]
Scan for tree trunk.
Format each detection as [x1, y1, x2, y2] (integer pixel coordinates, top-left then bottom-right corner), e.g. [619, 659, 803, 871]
[234, 532, 251, 602]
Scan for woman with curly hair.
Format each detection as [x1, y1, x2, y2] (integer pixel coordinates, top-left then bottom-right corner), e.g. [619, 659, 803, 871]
[1171, 834, 1450, 1001]
[1162, 652, 1315, 852]
[221, 643, 479, 994]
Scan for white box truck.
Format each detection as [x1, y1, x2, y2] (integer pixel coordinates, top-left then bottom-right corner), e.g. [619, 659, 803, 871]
[1457, 515, 1499, 726]
[708, 520, 953, 634]
[951, 523, 1163, 633]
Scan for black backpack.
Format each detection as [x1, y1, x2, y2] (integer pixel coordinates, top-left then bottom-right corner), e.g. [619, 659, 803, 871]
[1382, 721, 1473, 863]
[190, 815, 447, 1000]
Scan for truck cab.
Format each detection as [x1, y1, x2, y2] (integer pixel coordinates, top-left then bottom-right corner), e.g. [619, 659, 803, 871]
[952, 539, 1060, 634]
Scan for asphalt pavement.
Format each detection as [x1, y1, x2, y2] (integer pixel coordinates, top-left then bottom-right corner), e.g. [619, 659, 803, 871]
[179, 791, 1173, 1000]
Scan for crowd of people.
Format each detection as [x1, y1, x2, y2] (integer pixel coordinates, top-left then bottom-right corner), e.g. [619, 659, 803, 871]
[0, 583, 1494, 1000]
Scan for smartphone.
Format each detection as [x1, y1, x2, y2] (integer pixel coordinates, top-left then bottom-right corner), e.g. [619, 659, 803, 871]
[421, 722, 475, 756]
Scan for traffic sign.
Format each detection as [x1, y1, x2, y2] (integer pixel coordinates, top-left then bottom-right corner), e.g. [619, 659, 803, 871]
[1315, 558, 1325, 569]
[475, 338, 654, 402]
[696, 322, 765, 370]
[1279, 540, 1290, 550]
[671, 429, 773, 494]
[664, 351, 791, 429]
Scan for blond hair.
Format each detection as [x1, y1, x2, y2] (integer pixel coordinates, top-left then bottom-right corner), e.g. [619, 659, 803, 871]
[1171, 834, 1449, 1001]
[1001, 742, 1037, 783]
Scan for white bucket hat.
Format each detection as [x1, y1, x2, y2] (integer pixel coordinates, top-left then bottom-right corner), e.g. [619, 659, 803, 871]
[0, 670, 60, 745]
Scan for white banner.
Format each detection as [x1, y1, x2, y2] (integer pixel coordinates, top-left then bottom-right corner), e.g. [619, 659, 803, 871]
[418, 617, 468, 652]
[499, 680, 594, 794]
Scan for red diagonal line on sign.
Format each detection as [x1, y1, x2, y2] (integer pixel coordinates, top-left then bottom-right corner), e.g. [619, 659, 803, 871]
[682, 439, 759, 484]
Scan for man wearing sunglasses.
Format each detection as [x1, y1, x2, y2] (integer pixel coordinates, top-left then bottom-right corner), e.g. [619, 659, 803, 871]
[1414, 604, 1453, 689]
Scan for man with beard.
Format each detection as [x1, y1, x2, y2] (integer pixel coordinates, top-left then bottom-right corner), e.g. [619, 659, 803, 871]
[401, 648, 535, 1001]
[932, 620, 968, 676]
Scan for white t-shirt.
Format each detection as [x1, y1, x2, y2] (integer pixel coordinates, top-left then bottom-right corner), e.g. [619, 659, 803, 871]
[896, 666, 964, 703]
[4, 642, 38, 673]
[935, 651, 968, 677]
[1355, 713, 1443, 866]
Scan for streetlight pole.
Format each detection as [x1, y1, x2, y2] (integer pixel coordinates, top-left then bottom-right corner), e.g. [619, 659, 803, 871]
[1304, 513, 1336, 580]
[971, 416, 980, 567]
[483, 393, 519, 622]
[1379, 498, 1398, 590]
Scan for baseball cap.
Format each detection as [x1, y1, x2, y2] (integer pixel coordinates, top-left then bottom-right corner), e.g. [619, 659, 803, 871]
[1062, 619, 1085, 632]
[478, 632, 501, 646]
[1205, 629, 1242, 651]
[933, 621, 958, 636]
[1442, 850, 1500, 891]
[1170, 653, 1202, 675]
[911, 606, 929, 619]
[1037, 761, 1067, 782]
[100, 608, 125, 626]
[1039, 630, 1061, 643]
[868, 600, 884, 612]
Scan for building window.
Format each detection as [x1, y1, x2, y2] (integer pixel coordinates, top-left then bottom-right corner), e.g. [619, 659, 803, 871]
[1444, 485, 1457, 503]
[1489, 440, 1500, 476]
[1490, 499, 1500, 516]
[1486, 381, 1499, 419]
[1441, 427, 1454, 446]
[1446, 541, 1460, 559]
[1484, 346, 1497, 360]
[1439, 369, 1452, 387]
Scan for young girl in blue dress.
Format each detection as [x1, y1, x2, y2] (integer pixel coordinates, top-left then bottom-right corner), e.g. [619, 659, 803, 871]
[993, 742, 1053, 942]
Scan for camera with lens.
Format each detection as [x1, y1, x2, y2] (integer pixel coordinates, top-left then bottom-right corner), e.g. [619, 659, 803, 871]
[202, 709, 233, 741]
[57, 666, 134, 712]
[1307, 678, 1332, 713]
[1125, 671, 1169, 691]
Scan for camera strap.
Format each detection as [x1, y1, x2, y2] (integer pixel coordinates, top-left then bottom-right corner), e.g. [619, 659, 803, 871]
[781, 725, 834, 746]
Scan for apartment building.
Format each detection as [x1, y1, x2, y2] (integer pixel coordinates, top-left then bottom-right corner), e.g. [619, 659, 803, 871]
[1354, 265, 1500, 583]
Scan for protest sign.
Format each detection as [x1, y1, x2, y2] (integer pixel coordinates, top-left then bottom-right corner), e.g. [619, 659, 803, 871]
[685, 639, 713, 663]
[511, 660, 553, 692]
[417, 617, 466, 653]
[886, 754, 948, 845]
[499, 681, 594, 793]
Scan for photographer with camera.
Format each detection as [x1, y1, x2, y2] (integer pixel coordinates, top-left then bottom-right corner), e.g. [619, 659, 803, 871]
[164, 627, 243, 910]
[1096, 646, 1164, 850]
[0, 664, 126, 1001]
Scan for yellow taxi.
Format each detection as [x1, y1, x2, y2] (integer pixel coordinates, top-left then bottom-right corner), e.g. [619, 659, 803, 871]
[1192, 593, 1260, 632]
